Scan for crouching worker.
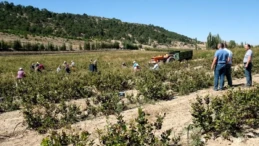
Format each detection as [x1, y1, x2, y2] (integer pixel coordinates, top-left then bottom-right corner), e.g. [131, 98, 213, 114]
[57, 65, 61, 73]
[30, 63, 35, 71]
[64, 62, 70, 74]
[152, 62, 159, 70]
[133, 61, 141, 72]
[71, 60, 76, 71]
[17, 68, 26, 79]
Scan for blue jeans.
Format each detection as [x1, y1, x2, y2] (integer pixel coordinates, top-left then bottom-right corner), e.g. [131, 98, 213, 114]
[214, 64, 226, 90]
[225, 64, 232, 86]
[244, 63, 252, 86]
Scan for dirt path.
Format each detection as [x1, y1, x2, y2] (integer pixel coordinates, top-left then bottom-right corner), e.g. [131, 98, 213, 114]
[1, 75, 259, 146]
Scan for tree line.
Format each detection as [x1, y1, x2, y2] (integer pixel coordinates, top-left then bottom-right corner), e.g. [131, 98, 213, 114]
[0, 39, 139, 51]
[206, 32, 248, 49]
[0, 1, 195, 46]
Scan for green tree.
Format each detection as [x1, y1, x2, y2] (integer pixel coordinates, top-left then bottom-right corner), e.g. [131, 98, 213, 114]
[79, 44, 82, 50]
[0, 1, 196, 47]
[39, 43, 45, 51]
[240, 42, 244, 48]
[13, 40, 22, 50]
[60, 43, 66, 51]
[195, 37, 198, 50]
[24, 42, 32, 51]
[0, 40, 10, 50]
[206, 32, 212, 49]
[84, 41, 90, 50]
[206, 33, 221, 49]
[47, 42, 54, 51]
[69, 43, 73, 51]
[31, 43, 39, 51]
[228, 40, 236, 49]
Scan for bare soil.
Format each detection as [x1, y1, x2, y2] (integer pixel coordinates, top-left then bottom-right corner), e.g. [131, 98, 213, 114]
[1, 75, 259, 146]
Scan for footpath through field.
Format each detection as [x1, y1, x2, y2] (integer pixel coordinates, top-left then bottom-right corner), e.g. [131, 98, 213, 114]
[1, 74, 259, 146]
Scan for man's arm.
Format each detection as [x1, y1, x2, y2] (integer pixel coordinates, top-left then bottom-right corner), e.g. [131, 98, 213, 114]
[227, 53, 231, 63]
[245, 56, 251, 68]
[245, 51, 252, 68]
[211, 57, 217, 70]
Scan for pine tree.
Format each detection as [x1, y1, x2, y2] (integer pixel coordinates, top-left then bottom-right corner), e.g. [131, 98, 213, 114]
[206, 32, 212, 49]
[240, 42, 244, 48]
[195, 37, 198, 50]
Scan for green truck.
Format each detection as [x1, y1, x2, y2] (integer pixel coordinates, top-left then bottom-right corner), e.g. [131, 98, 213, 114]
[149, 50, 193, 64]
[169, 50, 193, 61]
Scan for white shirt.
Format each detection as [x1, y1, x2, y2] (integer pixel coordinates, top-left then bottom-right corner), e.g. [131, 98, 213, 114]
[224, 48, 233, 65]
[153, 63, 159, 70]
[243, 49, 253, 63]
[57, 67, 61, 72]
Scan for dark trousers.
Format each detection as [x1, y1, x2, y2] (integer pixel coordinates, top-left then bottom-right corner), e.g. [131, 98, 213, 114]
[225, 64, 232, 86]
[244, 63, 252, 86]
[93, 65, 97, 72]
[89, 64, 97, 72]
[66, 68, 70, 74]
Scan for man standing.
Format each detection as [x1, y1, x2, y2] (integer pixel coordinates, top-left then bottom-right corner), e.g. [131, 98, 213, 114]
[243, 44, 253, 87]
[211, 43, 229, 91]
[223, 43, 233, 87]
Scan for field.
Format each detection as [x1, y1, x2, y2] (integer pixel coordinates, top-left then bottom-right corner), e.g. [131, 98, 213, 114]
[1, 48, 259, 146]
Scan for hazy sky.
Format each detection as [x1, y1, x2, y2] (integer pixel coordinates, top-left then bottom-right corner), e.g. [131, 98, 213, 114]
[3, 0, 259, 45]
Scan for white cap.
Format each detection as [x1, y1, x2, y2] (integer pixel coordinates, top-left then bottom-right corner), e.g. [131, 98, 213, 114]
[19, 68, 23, 70]
[133, 61, 136, 64]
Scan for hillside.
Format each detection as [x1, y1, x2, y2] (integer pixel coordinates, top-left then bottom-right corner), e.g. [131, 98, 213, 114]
[0, 1, 196, 47]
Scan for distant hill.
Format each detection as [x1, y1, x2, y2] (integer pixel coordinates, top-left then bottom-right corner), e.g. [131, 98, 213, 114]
[0, 1, 196, 46]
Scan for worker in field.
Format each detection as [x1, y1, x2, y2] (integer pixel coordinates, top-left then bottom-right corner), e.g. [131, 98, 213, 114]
[35, 62, 44, 72]
[223, 43, 233, 87]
[89, 60, 94, 72]
[64, 61, 71, 74]
[36, 62, 40, 68]
[57, 65, 61, 73]
[17, 68, 26, 79]
[122, 62, 127, 68]
[38, 63, 45, 70]
[133, 61, 140, 71]
[71, 60, 75, 67]
[71, 60, 75, 71]
[243, 44, 253, 87]
[30, 63, 35, 71]
[63, 61, 66, 66]
[93, 59, 98, 72]
[211, 43, 229, 91]
[152, 62, 159, 70]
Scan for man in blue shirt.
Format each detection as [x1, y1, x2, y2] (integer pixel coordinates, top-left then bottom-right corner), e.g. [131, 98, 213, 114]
[243, 44, 253, 87]
[223, 43, 233, 87]
[211, 43, 229, 91]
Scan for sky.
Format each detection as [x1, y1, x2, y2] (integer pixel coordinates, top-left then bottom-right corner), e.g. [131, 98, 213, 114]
[3, 0, 259, 45]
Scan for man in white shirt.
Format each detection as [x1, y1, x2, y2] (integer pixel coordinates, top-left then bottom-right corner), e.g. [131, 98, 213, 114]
[223, 43, 233, 87]
[243, 44, 253, 86]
